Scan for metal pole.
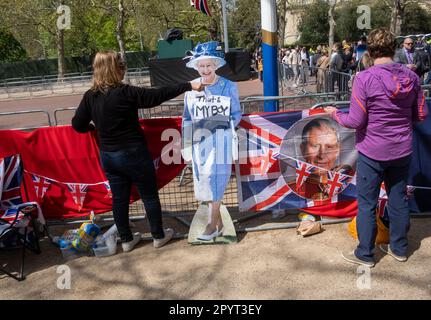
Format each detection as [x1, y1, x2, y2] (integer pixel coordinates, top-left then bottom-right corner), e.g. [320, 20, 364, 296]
[221, 0, 229, 53]
[260, 0, 279, 111]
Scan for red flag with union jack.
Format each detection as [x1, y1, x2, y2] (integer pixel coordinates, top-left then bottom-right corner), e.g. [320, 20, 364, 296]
[31, 174, 51, 202]
[103, 181, 112, 199]
[67, 183, 88, 212]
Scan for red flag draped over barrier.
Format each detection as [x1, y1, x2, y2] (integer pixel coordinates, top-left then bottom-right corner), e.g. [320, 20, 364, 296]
[0, 118, 185, 220]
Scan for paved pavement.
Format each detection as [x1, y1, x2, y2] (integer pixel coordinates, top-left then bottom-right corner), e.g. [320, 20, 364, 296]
[1, 216, 430, 299]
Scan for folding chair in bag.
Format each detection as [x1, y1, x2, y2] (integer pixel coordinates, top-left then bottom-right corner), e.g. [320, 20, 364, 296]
[0, 204, 41, 281]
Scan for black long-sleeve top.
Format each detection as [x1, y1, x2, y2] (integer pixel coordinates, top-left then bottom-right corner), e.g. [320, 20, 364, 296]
[72, 83, 192, 151]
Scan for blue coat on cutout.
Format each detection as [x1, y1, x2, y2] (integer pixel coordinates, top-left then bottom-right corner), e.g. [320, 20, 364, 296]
[183, 76, 242, 201]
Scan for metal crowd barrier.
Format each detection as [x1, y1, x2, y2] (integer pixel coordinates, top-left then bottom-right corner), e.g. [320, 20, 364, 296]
[279, 63, 352, 97]
[53, 107, 80, 126]
[241, 92, 350, 114]
[311, 101, 350, 109]
[0, 68, 150, 99]
[0, 110, 52, 131]
[422, 84, 430, 97]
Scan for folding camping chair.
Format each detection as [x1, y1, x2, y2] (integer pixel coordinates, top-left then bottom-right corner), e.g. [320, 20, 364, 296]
[0, 204, 41, 281]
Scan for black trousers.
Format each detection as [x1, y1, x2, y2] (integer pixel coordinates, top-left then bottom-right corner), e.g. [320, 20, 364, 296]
[100, 145, 165, 242]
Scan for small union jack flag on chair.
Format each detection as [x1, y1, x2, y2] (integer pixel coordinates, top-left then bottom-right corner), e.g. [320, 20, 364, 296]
[1, 155, 43, 281]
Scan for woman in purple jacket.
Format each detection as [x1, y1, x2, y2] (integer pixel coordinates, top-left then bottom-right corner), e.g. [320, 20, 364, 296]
[325, 28, 427, 267]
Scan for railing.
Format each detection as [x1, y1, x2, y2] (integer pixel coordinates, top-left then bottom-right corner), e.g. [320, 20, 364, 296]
[278, 63, 352, 96]
[0, 68, 148, 87]
[0, 68, 150, 100]
[0, 110, 52, 131]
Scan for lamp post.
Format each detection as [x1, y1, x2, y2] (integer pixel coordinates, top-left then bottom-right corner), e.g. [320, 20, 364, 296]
[260, 0, 279, 111]
[221, 0, 229, 53]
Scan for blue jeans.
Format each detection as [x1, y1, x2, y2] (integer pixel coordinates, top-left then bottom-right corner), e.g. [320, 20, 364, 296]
[100, 145, 165, 242]
[355, 153, 411, 262]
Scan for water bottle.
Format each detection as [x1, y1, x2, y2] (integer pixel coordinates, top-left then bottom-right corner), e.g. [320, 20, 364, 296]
[100, 224, 118, 242]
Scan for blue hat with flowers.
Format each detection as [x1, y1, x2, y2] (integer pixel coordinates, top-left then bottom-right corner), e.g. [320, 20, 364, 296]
[184, 41, 226, 70]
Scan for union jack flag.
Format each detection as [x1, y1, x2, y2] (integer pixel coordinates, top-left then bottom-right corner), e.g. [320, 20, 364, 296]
[236, 110, 357, 212]
[260, 147, 280, 176]
[1, 207, 22, 223]
[31, 174, 51, 202]
[191, 0, 211, 16]
[67, 183, 88, 211]
[323, 169, 353, 199]
[0, 155, 23, 209]
[295, 160, 316, 189]
[104, 181, 112, 199]
[406, 185, 416, 197]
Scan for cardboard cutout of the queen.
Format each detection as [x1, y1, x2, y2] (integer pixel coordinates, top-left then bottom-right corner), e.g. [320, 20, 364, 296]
[182, 41, 242, 243]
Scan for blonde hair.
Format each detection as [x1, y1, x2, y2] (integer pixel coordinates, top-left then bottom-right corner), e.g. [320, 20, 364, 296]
[91, 51, 126, 92]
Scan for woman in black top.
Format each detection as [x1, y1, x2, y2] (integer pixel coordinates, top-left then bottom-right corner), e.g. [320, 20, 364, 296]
[72, 51, 204, 252]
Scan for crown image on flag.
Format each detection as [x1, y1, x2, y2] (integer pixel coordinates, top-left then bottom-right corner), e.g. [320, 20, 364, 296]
[191, 0, 212, 16]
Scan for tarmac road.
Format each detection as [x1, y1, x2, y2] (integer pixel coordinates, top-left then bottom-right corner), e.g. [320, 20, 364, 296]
[0, 79, 264, 130]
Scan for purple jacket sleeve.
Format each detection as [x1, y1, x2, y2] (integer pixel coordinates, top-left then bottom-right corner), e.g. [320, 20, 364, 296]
[332, 75, 368, 129]
[412, 78, 428, 122]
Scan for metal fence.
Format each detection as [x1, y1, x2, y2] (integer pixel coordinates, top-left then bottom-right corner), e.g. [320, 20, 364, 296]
[422, 84, 431, 97]
[278, 63, 352, 97]
[0, 68, 150, 100]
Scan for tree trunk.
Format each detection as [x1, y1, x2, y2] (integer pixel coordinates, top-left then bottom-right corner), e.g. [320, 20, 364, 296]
[328, 2, 336, 49]
[209, 17, 219, 41]
[56, 28, 65, 82]
[278, 0, 287, 47]
[389, 0, 403, 36]
[116, 0, 126, 60]
[56, 0, 66, 82]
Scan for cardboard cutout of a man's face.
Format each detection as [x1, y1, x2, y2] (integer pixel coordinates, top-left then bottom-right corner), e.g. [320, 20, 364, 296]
[300, 125, 340, 175]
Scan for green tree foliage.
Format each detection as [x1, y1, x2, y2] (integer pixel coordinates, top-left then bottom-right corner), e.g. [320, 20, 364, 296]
[335, 0, 393, 42]
[296, 0, 431, 46]
[230, 0, 261, 51]
[142, 0, 216, 48]
[0, 29, 27, 63]
[335, 0, 368, 42]
[297, 0, 330, 45]
[370, 2, 392, 30]
[402, 2, 431, 35]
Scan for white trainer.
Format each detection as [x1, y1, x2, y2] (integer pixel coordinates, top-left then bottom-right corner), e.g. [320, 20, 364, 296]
[153, 228, 174, 248]
[121, 232, 142, 252]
